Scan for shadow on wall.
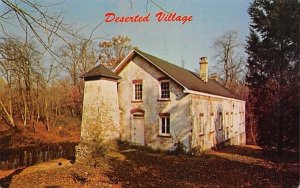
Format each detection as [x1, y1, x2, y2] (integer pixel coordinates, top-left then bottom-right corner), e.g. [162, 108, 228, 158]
[143, 84, 191, 151]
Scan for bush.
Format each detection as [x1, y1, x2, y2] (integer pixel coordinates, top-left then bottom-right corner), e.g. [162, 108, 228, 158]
[167, 141, 187, 156]
[90, 139, 117, 157]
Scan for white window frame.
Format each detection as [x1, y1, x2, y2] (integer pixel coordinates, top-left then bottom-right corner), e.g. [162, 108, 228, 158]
[159, 80, 170, 100]
[159, 115, 170, 136]
[133, 83, 143, 101]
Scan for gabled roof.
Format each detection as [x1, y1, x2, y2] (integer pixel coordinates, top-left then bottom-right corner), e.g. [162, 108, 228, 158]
[83, 64, 120, 80]
[115, 49, 242, 100]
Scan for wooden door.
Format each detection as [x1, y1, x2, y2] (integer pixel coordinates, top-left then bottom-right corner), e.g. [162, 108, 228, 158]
[132, 116, 145, 146]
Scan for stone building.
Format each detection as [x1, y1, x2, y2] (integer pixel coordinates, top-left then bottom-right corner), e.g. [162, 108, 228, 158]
[79, 49, 246, 153]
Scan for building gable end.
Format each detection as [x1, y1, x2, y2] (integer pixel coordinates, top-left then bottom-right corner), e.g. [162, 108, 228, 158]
[114, 50, 188, 91]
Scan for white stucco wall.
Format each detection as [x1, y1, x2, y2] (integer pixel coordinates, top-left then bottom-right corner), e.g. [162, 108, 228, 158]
[190, 94, 246, 151]
[118, 56, 192, 150]
[117, 56, 246, 152]
[81, 78, 120, 142]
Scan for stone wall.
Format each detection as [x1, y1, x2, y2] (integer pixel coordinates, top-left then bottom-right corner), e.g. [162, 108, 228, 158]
[117, 55, 246, 152]
[0, 143, 77, 170]
[190, 94, 246, 151]
[118, 56, 192, 151]
[79, 78, 120, 158]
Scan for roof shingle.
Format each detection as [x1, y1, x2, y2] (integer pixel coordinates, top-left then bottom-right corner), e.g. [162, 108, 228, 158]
[83, 64, 120, 80]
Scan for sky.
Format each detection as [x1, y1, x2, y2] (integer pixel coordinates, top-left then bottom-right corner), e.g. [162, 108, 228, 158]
[3, 0, 252, 72]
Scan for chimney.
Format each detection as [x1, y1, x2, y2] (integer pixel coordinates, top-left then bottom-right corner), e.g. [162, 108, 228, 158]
[199, 57, 208, 83]
[210, 73, 219, 82]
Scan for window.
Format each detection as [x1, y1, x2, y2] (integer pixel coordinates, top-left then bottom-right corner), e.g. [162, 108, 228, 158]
[230, 112, 234, 127]
[225, 112, 229, 127]
[134, 83, 142, 100]
[160, 81, 170, 99]
[239, 112, 242, 125]
[210, 113, 214, 131]
[242, 112, 245, 124]
[159, 113, 170, 136]
[199, 113, 205, 135]
[232, 113, 237, 127]
[132, 80, 142, 101]
[218, 112, 223, 130]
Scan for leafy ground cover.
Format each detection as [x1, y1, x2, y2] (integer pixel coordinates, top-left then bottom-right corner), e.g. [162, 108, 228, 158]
[1, 145, 298, 188]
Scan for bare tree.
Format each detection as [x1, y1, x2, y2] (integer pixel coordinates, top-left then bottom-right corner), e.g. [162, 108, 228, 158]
[0, 38, 45, 128]
[0, 0, 79, 57]
[213, 31, 245, 91]
[59, 39, 98, 117]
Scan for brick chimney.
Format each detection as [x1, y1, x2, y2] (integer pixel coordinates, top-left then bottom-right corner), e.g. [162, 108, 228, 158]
[199, 57, 208, 83]
[210, 73, 219, 82]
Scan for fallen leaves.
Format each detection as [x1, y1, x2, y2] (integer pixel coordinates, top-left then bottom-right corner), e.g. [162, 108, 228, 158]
[5, 146, 299, 188]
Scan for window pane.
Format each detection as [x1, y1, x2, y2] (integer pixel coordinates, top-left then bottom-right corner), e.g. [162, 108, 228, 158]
[166, 122, 170, 134]
[162, 123, 165, 133]
[161, 82, 170, 99]
[161, 117, 170, 134]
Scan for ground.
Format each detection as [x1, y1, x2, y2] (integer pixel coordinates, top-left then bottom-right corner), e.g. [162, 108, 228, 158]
[1, 145, 299, 188]
[0, 117, 80, 149]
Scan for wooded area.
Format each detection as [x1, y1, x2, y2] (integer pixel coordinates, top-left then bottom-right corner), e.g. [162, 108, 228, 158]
[246, 0, 299, 152]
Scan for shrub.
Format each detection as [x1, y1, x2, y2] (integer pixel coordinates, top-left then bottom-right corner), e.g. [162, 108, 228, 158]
[167, 141, 187, 156]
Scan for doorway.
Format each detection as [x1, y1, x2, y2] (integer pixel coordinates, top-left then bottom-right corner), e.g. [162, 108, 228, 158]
[132, 115, 145, 146]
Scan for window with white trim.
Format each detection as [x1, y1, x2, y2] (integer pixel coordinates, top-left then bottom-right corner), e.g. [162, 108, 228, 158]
[132, 79, 143, 101]
[160, 80, 170, 99]
[159, 115, 170, 136]
[199, 113, 205, 135]
[134, 83, 142, 100]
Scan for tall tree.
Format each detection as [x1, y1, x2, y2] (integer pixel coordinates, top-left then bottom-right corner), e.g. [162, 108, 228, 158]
[0, 38, 45, 127]
[246, 0, 299, 152]
[59, 39, 98, 117]
[213, 31, 245, 92]
[98, 35, 134, 70]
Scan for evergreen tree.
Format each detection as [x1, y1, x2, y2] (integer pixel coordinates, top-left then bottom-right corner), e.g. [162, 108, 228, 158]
[246, 0, 299, 152]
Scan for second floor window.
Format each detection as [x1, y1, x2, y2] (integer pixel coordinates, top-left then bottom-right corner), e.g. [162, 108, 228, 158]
[160, 81, 170, 99]
[134, 83, 143, 100]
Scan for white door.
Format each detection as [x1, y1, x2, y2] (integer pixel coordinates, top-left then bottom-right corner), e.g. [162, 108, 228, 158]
[132, 116, 145, 146]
